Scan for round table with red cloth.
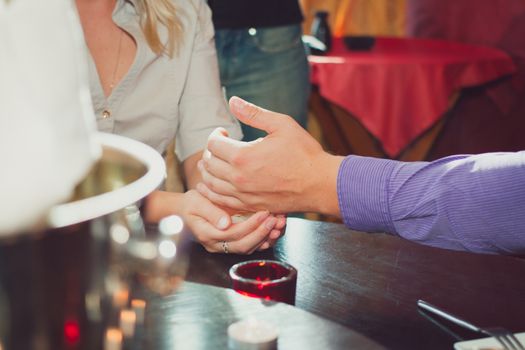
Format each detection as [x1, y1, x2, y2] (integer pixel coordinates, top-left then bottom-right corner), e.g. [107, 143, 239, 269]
[309, 37, 517, 158]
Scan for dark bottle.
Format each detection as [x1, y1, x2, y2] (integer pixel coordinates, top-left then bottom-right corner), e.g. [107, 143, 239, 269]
[311, 11, 332, 53]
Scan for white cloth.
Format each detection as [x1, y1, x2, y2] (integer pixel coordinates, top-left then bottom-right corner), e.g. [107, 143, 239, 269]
[0, 0, 100, 234]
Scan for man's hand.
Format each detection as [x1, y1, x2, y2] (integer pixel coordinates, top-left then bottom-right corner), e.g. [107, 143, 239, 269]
[197, 97, 343, 216]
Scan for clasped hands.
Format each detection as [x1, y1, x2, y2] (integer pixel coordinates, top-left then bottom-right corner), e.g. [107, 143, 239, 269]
[192, 97, 342, 254]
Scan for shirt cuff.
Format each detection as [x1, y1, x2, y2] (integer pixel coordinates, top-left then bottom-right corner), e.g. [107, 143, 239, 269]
[337, 155, 398, 233]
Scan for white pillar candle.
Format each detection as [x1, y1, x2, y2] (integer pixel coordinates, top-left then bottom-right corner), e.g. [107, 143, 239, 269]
[119, 309, 136, 338]
[131, 299, 146, 324]
[228, 318, 278, 350]
[104, 328, 122, 350]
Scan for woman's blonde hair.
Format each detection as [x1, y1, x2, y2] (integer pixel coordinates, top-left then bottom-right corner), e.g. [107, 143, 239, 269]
[135, 0, 182, 57]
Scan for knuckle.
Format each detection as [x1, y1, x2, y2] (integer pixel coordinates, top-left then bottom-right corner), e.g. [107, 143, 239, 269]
[223, 198, 235, 209]
[211, 195, 225, 207]
[207, 178, 218, 191]
[206, 189, 217, 201]
[247, 105, 261, 119]
[232, 173, 246, 186]
[230, 150, 245, 167]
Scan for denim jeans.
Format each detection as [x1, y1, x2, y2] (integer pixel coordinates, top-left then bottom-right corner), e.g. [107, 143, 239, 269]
[215, 24, 310, 141]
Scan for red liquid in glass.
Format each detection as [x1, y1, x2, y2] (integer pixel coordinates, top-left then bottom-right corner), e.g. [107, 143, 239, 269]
[230, 260, 297, 305]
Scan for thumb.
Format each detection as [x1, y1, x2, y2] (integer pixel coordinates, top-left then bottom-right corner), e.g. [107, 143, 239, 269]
[194, 194, 232, 230]
[229, 96, 288, 135]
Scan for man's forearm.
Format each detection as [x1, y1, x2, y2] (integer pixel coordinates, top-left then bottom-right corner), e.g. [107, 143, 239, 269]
[338, 152, 525, 255]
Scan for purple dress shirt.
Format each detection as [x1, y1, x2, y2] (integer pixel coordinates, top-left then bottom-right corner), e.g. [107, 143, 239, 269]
[337, 152, 525, 255]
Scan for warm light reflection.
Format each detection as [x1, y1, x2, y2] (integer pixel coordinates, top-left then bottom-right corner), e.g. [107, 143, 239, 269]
[85, 292, 102, 321]
[127, 241, 158, 260]
[104, 328, 123, 350]
[64, 319, 80, 345]
[159, 240, 177, 258]
[131, 299, 146, 324]
[159, 215, 184, 236]
[112, 288, 129, 308]
[228, 317, 278, 346]
[110, 223, 129, 244]
[281, 218, 314, 261]
[119, 309, 136, 337]
[308, 56, 346, 64]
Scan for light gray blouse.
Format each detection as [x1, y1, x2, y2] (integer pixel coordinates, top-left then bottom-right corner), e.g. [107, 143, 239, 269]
[87, 0, 242, 161]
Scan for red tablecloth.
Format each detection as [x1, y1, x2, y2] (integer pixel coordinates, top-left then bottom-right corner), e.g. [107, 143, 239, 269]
[309, 37, 516, 157]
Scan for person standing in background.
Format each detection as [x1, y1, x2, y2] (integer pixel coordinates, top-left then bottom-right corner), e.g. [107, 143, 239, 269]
[208, 0, 310, 141]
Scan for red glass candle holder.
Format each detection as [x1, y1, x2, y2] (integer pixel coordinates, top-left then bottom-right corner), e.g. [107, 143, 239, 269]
[229, 260, 297, 305]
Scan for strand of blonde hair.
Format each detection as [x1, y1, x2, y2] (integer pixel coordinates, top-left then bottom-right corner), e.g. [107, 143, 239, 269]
[136, 0, 182, 57]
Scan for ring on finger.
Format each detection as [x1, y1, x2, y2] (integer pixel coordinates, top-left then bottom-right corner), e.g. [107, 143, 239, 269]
[221, 241, 229, 254]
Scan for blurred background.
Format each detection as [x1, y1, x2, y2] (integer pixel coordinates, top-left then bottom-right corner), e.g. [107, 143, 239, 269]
[301, 0, 525, 160]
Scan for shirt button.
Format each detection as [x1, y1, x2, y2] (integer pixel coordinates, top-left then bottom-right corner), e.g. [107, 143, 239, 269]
[102, 110, 111, 119]
[248, 28, 257, 36]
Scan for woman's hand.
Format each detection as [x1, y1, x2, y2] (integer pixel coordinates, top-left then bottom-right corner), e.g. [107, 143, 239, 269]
[145, 190, 284, 254]
[181, 189, 277, 254]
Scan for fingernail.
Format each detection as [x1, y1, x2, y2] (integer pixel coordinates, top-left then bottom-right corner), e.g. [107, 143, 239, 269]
[230, 96, 247, 111]
[217, 216, 229, 230]
[265, 217, 277, 230]
[197, 160, 203, 170]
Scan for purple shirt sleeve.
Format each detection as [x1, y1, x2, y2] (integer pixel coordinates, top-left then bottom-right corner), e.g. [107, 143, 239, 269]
[337, 152, 525, 255]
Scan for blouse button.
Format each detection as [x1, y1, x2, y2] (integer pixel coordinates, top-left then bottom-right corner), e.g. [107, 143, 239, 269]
[102, 110, 111, 119]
